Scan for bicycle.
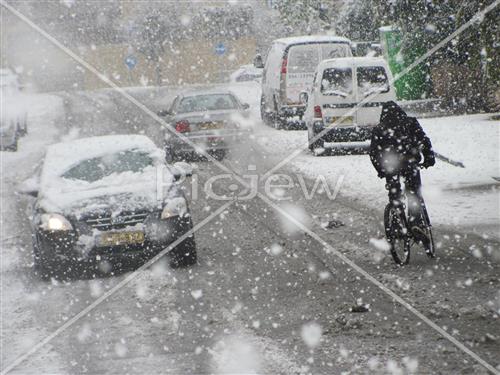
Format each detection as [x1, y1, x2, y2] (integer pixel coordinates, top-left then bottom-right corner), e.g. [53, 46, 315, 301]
[383, 167, 436, 265]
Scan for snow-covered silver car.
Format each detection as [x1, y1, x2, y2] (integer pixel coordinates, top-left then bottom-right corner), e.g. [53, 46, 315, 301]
[20, 135, 197, 279]
[0, 69, 27, 151]
[159, 90, 251, 161]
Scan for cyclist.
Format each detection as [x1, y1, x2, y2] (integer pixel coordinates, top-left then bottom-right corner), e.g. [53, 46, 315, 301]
[369, 101, 435, 247]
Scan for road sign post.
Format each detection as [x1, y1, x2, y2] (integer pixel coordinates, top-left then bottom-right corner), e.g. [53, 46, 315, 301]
[214, 42, 226, 83]
[124, 55, 137, 86]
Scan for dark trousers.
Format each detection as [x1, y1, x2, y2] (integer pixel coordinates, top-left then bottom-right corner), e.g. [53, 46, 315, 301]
[385, 168, 425, 227]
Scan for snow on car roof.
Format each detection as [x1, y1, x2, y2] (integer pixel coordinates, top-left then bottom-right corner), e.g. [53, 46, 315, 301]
[179, 88, 236, 97]
[43, 134, 160, 179]
[273, 35, 351, 46]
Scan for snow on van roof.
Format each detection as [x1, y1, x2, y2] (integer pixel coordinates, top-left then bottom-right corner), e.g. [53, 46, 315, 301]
[44, 134, 159, 179]
[274, 35, 351, 46]
[318, 56, 388, 69]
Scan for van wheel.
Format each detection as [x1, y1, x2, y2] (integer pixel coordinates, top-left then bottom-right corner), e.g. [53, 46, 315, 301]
[260, 96, 272, 126]
[273, 115, 286, 130]
[308, 133, 324, 154]
[8, 136, 18, 152]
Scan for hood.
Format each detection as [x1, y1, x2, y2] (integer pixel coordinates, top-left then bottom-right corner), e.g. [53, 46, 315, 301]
[380, 101, 407, 129]
[39, 166, 177, 218]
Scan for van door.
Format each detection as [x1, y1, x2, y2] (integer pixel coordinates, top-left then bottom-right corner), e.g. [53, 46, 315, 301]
[285, 44, 319, 105]
[319, 66, 357, 128]
[355, 65, 393, 126]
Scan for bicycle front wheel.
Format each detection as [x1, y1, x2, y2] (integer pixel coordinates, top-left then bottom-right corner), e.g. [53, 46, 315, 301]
[384, 204, 411, 265]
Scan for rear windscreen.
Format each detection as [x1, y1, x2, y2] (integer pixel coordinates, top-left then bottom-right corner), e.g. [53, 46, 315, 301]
[321, 68, 353, 96]
[287, 43, 351, 74]
[357, 66, 389, 96]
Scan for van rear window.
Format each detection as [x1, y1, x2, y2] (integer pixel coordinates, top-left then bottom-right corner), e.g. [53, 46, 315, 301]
[321, 68, 353, 96]
[288, 45, 319, 74]
[357, 67, 389, 96]
[287, 43, 351, 74]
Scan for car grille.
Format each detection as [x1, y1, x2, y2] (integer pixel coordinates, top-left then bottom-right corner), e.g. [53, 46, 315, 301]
[84, 212, 149, 231]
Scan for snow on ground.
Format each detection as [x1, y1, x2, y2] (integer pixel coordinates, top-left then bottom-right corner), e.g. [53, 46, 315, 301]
[1, 93, 66, 371]
[252, 114, 500, 239]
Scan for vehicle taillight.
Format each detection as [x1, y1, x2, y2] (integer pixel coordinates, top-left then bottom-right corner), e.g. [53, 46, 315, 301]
[175, 120, 190, 133]
[281, 57, 287, 74]
[314, 105, 323, 118]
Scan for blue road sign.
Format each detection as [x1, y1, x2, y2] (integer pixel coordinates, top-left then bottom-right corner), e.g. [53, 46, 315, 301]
[215, 42, 226, 56]
[125, 55, 137, 70]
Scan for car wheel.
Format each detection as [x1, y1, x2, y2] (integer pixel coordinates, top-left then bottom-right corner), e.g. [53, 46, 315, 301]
[8, 136, 18, 152]
[169, 235, 197, 268]
[212, 149, 226, 161]
[308, 133, 324, 153]
[273, 115, 286, 130]
[165, 145, 176, 163]
[260, 96, 272, 126]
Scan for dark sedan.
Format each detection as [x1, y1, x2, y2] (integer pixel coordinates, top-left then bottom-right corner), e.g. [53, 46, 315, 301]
[20, 135, 197, 279]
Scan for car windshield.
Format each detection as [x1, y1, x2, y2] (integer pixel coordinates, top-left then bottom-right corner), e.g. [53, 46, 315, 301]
[321, 67, 353, 96]
[357, 66, 389, 96]
[176, 94, 238, 113]
[61, 150, 154, 183]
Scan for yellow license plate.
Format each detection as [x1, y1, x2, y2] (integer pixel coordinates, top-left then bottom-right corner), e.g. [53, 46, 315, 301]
[199, 122, 223, 130]
[98, 231, 145, 247]
[328, 116, 353, 127]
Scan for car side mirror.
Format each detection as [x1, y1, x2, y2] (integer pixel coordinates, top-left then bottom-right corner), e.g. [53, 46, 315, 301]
[242, 103, 250, 110]
[253, 54, 264, 69]
[171, 162, 193, 181]
[299, 91, 309, 105]
[18, 175, 39, 197]
[157, 110, 171, 117]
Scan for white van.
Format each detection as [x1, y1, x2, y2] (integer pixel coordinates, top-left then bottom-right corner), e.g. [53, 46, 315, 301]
[302, 57, 396, 152]
[255, 35, 352, 128]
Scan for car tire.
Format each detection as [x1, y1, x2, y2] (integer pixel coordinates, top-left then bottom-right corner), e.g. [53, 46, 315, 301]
[308, 133, 324, 153]
[8, 136, 18, 152]
[169, 235, 197, 268]
[212, 149, 226, 161]
[273, 114, 286, 130]
[260, 96, 272, 126]
[165, 145, 176, 163]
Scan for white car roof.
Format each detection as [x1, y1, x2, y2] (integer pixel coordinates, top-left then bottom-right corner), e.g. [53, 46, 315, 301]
[317, 57, 389, 70]
[273, 35, 351, 46]
[177, 89, 238, 98]
[43, 135, 160, 179]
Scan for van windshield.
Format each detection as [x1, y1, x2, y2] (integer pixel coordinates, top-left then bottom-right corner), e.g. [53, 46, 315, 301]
[321, 68, 353, 96]
[357, 66, 389, 97]
[287, 43, 351, 74]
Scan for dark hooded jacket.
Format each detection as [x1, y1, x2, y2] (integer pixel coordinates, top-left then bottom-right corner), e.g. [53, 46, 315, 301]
[369, 101, 434, 178]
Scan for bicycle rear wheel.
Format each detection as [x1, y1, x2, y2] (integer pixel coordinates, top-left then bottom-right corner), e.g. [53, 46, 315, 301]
[419, 206, 435, 258]
[384, 204, 411, 265]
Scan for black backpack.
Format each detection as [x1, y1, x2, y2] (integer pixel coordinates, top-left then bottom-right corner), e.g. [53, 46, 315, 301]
[373, 123, 412, 176]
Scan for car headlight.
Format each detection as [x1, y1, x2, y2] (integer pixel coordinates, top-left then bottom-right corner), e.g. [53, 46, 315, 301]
[40, 213, 73, 231]
[161, 197, 188, 219]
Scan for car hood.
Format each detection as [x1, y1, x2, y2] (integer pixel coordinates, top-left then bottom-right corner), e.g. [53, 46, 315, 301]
[38, 166, 178, 218]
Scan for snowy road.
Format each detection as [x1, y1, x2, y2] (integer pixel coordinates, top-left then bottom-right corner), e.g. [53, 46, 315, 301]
[1, 87, 499, 374]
